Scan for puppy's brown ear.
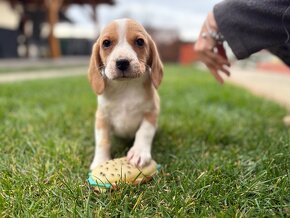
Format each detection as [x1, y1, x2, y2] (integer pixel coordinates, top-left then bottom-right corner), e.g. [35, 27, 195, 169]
[148, 35, 163, 89]
[88, 39, 105, 95]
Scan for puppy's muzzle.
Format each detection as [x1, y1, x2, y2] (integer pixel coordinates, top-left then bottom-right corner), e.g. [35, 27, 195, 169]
[116, 59, 130, 71]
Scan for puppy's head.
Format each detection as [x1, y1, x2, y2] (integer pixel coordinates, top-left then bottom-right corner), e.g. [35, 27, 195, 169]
[88, 18, 163, 95]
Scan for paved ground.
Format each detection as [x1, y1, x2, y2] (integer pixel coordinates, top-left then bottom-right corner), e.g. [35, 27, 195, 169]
[0, 67, 86, 83]
[0, 56, 88, 71]
[226, 67, 290, 110]
[0, 57, 87, 83]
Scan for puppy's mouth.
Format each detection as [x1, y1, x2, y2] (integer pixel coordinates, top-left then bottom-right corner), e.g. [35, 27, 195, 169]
[111, 71, 144, 80]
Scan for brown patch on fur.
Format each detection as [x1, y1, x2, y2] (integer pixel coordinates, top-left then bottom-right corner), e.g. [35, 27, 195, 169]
[126, 20, 150, 65]
[88, 39, 105, 95]
[88, 21, 118, 95]
[144, 111, 158, 126]
[143, 77, 160, 126]
[95, 110, 110, 146]
[143, 77, 153, 98]
[126, 19, 163, 88]
[99, 21, 118, 63]
[143, 72, 160, 126]
[147, 34, 163, 89]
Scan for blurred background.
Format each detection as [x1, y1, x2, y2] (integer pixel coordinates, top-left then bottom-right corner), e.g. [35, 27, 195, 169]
[0, 0, 289, 71]
[0, 0, 220, 62]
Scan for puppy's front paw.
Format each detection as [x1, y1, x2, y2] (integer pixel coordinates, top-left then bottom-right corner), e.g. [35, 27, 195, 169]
[127, 147, 151, 167]
[90, 155, 110, 170]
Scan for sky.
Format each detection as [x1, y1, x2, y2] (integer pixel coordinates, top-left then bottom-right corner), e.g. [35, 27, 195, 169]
[65, 0, 221, 41]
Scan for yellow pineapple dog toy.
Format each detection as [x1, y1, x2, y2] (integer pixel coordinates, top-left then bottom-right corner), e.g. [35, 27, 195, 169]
[88, 157, 160, 192]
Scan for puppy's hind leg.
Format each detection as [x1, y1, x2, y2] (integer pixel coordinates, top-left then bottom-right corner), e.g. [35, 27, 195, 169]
[90, 110, 111, 170]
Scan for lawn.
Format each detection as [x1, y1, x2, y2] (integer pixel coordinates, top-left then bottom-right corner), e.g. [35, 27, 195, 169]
[0, 64, 289, 217]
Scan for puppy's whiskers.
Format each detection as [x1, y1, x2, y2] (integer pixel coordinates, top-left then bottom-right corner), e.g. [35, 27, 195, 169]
[139, 59, 150, 70]
[97, 65, 105, 70]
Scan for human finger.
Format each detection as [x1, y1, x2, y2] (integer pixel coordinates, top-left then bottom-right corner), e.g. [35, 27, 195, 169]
[206, 50, 230, 66]
[219, 65, 231, 77]
[207, 65, 224, 84]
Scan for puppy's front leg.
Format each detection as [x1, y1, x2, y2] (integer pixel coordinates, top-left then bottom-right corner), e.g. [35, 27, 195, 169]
[127, 112, 157, 167]
[90, 110, 111, 170]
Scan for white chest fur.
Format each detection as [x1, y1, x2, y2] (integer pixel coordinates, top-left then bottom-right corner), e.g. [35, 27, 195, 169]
[98, 75, 153, 138]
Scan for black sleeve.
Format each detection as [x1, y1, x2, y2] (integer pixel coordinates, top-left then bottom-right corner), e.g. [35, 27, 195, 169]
[213, 0, 290, 63]
[268, 43, 290, 66]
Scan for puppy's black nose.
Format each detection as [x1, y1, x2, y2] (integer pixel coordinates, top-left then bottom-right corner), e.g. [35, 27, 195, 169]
[116, 59, 130, 71]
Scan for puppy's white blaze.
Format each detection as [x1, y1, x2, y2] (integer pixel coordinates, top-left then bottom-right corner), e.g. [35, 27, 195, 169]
[115, 18, 137, 60]
[116, 18, 127, 44]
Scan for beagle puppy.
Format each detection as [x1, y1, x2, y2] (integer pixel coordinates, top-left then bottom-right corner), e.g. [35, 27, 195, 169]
[88, 18, 163, 169]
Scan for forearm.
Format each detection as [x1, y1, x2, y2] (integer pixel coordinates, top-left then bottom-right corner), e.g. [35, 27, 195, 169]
[214, 0, 290, 59]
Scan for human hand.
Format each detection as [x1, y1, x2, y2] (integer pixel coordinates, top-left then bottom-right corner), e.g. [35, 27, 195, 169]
[194, 12, 231, 84]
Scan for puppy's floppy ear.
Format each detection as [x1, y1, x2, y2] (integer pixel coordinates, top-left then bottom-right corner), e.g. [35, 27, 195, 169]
[88, 39, 105, 95]
[148, 35, 163, 89]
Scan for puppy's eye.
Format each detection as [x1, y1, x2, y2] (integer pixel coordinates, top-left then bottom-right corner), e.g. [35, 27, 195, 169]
[135, 38, 144, 47]
[103, 40, 112, 48]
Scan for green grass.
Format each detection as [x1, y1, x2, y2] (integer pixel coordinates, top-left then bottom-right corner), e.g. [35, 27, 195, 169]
[0, 64, 289, 217]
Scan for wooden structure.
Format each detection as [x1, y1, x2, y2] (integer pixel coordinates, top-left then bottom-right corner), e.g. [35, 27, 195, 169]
[9, 0, 114, 58]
